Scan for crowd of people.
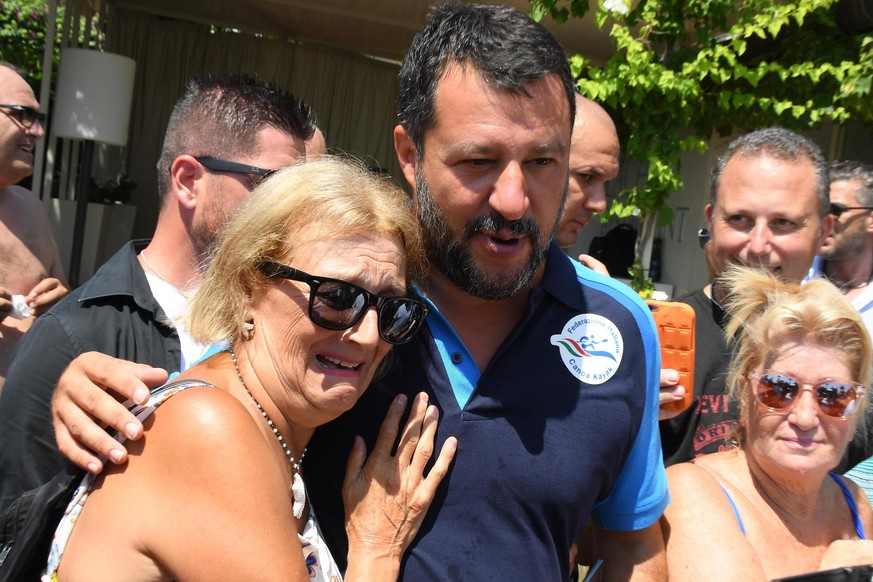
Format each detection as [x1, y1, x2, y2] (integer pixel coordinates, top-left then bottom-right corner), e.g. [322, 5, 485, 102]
[1, 1, 873, 580]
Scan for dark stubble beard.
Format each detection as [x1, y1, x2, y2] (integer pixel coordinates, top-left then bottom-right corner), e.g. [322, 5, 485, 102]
[415, 170, 564, 300]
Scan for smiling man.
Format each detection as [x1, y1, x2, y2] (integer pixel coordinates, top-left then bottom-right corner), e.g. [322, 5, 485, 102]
[0, 63, 68, 392]
[660, 127, 833, 465]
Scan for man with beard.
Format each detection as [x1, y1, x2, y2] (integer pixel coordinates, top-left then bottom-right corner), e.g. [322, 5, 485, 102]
[0, 74, 316, 512]
[815, 161, 873, 333]
[47, 4, 667, 580]
[810, 161, 873, 468]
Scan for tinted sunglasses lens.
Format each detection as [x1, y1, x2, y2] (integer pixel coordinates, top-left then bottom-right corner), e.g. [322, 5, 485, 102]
[310, 281, 367, 329]
[20, 107, 42, 127]
[379, 298, 424, 344]
[757, 373, 798, 409]
[816, 382, 857, 417]
[830, 203, 846, 218]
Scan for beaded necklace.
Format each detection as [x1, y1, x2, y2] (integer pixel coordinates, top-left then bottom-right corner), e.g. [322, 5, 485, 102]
[229, 345, 307, 518]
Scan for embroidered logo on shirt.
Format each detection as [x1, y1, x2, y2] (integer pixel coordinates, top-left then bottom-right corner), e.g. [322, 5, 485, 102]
[550, 313, 623, 384]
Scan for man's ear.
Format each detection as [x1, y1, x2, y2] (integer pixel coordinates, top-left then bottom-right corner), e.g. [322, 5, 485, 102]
[819, 213, 834, 249]
[394, 124, 418, 192]
[705, 203, 714, 231]
[170, 155, 205, 210]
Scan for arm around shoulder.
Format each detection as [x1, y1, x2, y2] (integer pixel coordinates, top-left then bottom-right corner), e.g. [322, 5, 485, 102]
[80, 385, 311, 581]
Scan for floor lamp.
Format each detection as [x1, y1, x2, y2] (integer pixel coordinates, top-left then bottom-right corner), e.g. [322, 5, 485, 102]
[53, 48, 135, 287]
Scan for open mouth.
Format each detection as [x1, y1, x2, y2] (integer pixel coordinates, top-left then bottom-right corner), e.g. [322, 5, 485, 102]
[316, 354, 362, 371]
[481, 230, 527, 249]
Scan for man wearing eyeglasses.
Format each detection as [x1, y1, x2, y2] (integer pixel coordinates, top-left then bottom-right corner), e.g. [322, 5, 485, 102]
[0, 63, 68, 393]
[0, 73, 316, 512]
[814, 162, 873, 326]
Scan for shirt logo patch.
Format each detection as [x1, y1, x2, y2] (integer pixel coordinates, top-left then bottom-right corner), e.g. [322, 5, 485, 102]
[550, 313, 623, 384]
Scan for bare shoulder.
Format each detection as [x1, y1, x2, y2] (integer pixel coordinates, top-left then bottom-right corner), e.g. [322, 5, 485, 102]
[138, 383, 270, 470]
[63, 381, 304, 579]
[665, 453, 745, 522]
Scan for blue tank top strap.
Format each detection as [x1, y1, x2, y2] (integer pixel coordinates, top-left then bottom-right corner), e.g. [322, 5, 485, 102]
[829, 471, 866, 540]
[719, 484, 746, 536]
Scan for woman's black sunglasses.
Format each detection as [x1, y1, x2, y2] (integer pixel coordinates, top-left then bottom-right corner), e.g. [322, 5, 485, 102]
[258, 261, 429, 345]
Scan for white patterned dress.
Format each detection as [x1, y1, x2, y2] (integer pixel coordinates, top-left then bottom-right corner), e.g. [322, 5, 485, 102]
[42, 377, 342, 581]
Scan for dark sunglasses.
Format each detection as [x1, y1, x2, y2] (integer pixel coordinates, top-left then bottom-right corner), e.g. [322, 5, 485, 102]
[829, 202, 873, 219]
[258, 261, 429, 345]
[195, 156, 277, 188]
[0, 104, 46, 129]
[750, 370, 865, 419]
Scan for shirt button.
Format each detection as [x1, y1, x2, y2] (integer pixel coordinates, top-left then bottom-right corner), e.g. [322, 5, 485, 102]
[451, 352, 463, 364]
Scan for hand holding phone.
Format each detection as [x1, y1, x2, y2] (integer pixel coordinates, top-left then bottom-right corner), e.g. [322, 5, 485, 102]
[647, 300, 695, 412]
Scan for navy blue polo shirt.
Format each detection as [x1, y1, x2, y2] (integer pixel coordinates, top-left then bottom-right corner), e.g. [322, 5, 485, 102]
[305, 243, 668, 581]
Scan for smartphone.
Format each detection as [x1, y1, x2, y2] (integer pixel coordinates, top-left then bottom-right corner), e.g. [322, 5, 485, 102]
[646, 300, 695, 412]
[771, 565, 873, 582]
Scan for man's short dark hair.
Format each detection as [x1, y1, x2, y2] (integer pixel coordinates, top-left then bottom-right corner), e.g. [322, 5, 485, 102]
[830, 160, 873, 207]
[397, 1, 575, 158]
[157, 74, 317, 203]
[709, 127, 830, 218]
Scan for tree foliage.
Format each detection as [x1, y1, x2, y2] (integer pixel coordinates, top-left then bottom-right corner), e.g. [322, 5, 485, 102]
[1, 0, 100, 89]
[530, 0, 873, 292]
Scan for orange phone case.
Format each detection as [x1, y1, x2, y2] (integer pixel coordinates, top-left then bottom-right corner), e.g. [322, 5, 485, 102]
[646, 300, 695, 412]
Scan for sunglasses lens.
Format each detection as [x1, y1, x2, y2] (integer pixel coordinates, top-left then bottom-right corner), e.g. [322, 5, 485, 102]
[311, 282, 367, 329]
[816, 382, 857, 417]
[758, 373, 798, 409]
[379, 298, 425, 344]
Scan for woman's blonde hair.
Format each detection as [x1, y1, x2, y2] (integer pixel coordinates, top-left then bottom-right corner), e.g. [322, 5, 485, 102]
[187, 156, 425, 344]
[722, 265, 872, 444]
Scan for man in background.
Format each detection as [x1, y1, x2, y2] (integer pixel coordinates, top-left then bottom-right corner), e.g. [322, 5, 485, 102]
[810, 160, 873, 467]
[0, 73, 316, 512]
[556, 94, 620, 253]
[661, 127, 832, 465]
[816, 160, 873, 331]
[0, 63, 68, 392]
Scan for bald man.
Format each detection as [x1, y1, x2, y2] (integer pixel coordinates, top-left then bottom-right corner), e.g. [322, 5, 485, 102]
[555, 95, 620, 251]
[0, 63, 67, 392]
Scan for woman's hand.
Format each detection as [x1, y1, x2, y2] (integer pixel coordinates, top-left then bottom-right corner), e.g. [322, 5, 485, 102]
[343, 392, 457, 579]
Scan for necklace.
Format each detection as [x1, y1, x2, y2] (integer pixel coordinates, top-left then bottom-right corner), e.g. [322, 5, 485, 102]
[229, 345, 307, 518]
[139, 249, 171, 286]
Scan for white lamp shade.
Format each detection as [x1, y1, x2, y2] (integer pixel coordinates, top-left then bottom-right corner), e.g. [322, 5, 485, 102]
[54, 48, 136, 146]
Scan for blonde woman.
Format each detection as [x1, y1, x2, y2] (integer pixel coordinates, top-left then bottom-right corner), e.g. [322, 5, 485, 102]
[664, 266, 873, 580]
[42, 158, 456, 581]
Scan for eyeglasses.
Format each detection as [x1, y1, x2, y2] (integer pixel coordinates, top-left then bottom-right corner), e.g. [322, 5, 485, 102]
[749, 370, 865, 419]
[259, 261, 429, 345]
[829, 202, 873, 219]
[195, 156, 277, 188]
[0, 104, 46, 129]
[697, 228, 710, 249]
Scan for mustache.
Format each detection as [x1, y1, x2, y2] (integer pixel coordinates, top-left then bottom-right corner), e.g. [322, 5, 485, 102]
[464, 213, 540, 239]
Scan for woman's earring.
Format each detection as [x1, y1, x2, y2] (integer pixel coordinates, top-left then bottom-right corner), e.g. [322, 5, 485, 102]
[242, 320, 255, 340]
